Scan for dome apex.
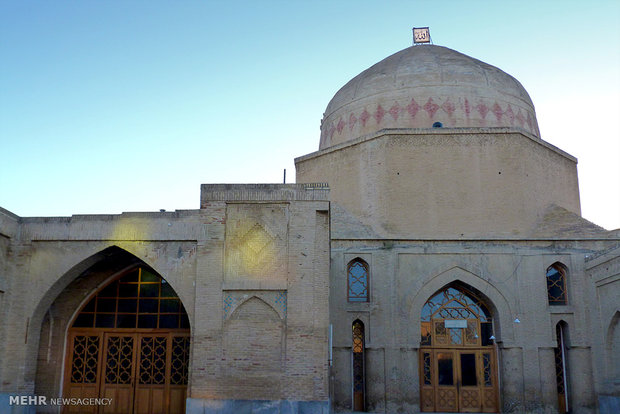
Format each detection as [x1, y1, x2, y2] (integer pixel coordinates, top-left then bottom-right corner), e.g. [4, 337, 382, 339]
[319, 45, 539, 150]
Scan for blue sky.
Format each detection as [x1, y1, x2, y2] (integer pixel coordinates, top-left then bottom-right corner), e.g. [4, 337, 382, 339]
[1, 1, 619, 229]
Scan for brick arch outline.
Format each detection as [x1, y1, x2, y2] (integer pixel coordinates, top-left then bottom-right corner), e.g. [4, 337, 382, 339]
[227, 295, 284, 321]
[605, 310, 620, 381]
[223, 295, 285, 373]
[408, 265, 514, 345]
[27, 245, 193, 396]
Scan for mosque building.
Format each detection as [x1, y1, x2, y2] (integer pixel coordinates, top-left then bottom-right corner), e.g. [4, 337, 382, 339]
[1, 41, 619, 414]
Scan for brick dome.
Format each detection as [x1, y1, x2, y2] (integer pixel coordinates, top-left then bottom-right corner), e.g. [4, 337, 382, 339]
[319, 45, 539, 150]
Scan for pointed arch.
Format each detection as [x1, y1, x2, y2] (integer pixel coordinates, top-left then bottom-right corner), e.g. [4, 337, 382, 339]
[227, 294, 285, 321]
[352, 319, 366, 412]
[546, 262, 568, 305]
[224, 296, 284, 375]
[347, 257, 369, 302]
[417, 279, 501, 412]
[31, 246, 192, 409]
[420, 282, 494, 347]
[228, 295, 281, 321]
[606, 311, 620, 382]
[69, 265, 190, 330]
[409, 265, 513, 344]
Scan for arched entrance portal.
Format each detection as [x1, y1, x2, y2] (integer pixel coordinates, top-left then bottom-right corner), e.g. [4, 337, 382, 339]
[63, 266, 190, 414]
[419, 284, 499, 413]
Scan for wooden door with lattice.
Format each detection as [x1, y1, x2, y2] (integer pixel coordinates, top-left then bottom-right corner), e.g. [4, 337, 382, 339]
[63, 330, 189, 414]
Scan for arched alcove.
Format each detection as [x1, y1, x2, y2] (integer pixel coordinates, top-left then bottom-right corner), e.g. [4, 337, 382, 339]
[607, 311, 620, 382]
[224, 297, 283, 374]
[33, 246, 191, 414]
[418, 282, 499, 412]
[408, 265, 513, 345]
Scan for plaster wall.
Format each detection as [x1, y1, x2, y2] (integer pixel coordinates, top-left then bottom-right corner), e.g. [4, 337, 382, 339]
[297, 129, 580, 239]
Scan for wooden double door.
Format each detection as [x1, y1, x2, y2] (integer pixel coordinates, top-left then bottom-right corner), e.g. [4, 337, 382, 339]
[420, 348, 499, 413]
[64, 330, 190, 414]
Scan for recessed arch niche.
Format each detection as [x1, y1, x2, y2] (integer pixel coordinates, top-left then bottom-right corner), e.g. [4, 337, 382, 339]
[34, 246, 191, 414]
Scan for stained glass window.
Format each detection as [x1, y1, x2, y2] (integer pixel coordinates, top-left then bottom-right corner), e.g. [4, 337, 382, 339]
[72, 266, 190, 329]
[420, 284, 493, 347]
[352, 320, 365, 411]
[348, 259, 369, 302]
[547, 264, 568, 305]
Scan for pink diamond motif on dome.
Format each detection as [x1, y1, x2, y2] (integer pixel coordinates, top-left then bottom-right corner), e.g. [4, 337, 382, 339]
[492, 102, 503, 122]
[464, 98, 471, 117]
[360, 109, 370, 127]
[407, 98, 420, 118]
[476, 103, 489, 119]
[336, 117, 346, 134]
[374, 104, 386, 124]
[328, 124, 336, 140]
[424, 98, 439, 118]
[441, 99, 456, 116]
[515, 109, 525, 127]
[526, 112, 533, 131]
[349, 113, 357, 130]
[505, 105, 514, 125]
[389, 102, 401, 121]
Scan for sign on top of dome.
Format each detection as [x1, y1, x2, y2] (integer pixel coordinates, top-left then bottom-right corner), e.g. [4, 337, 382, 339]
[413, 27, 431, 44]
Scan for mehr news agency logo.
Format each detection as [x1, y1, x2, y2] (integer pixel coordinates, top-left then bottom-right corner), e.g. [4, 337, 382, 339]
[9, 395, 113, 407]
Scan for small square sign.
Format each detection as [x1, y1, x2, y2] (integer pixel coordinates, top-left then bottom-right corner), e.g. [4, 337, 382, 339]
[413, 27, 430, 44]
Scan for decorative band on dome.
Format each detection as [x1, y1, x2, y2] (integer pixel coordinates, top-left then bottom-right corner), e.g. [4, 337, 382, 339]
[320, 96, 538, 148]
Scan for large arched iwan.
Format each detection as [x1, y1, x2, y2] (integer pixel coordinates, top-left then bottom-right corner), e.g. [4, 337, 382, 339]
[63, 265, 190, 414]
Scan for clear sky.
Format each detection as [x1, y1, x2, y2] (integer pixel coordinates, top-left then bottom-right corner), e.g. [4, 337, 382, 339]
[1, 1, 619, 230]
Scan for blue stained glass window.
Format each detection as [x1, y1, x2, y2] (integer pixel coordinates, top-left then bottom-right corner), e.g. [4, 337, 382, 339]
[546, 263, 567, 305]
[348, 259, 369, 302]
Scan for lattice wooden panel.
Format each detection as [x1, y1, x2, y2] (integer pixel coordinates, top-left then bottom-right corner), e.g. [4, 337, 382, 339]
[70, 335, 100, 384]
[139, 336, 167, 385]
[105, 336, 134, 384]
[170, 336, 190, 385]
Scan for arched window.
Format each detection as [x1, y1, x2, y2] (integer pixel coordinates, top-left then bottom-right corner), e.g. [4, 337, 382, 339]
[348, 258, 369, 302]
[72, 266, 190, 329]
[420, 284, 493, 347]
[352, 320, 366, 411]
[547, 263, 568, 305]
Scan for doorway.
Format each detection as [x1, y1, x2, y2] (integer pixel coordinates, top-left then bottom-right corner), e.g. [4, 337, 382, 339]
[419, 284, 499, 413]
[62, 266, 190, 414]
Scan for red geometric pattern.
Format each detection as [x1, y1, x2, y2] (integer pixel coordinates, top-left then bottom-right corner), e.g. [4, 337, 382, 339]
[349, 113, 357, 130]
[407, 98, 420, 118]
[389, 102, 401, 121]
[374, 104, 386, 124]
[336, 117, 346, 134]
[515, 109, 525, 127]
[476, 103, 489, 119]
[441, 99, 456, 116]
[360, 109, 370, 127]
[492, 102, 503, 121]
[423, 98, 440, 118]
[322, 96, 537, 146]
[505, 105, 515, 124]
